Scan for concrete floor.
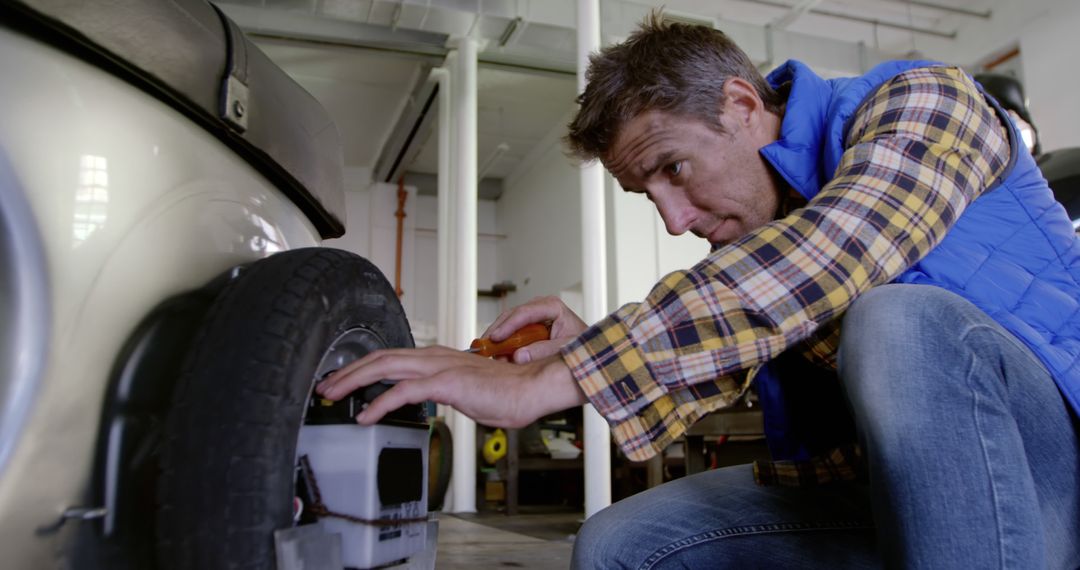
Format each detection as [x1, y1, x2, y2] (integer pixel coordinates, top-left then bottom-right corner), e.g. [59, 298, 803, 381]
[433, 509, 581, 569]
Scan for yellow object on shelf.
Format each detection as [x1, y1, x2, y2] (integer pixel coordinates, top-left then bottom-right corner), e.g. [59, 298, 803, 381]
[484, 480, 506, 502]
[482, 428, 508, 464]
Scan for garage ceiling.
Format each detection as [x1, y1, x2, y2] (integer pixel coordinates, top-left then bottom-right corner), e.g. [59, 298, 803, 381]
[220, 0, 1041, 199]
[256, 39, 429, 172]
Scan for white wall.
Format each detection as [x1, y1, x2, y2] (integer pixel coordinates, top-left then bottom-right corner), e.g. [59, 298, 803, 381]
[912, 0, 1079, 151]
[607, 175, 712, 309]
[412, 194, 503, 341]
[1018, 0, 1080, 151]
[475, 199, 504, 332]
[607, 174, 656, 307]
[498, 139, 710, 324]
[497, 138, 583, 312]
[323, 168, 501, 346]
[322, 167, 374, 258]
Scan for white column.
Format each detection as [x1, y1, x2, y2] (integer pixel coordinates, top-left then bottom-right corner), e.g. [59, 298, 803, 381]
[434, 66, 452, 351]
[449, 36, 478, 514]
[432, 64, 456, 483]
[577, 0, 612, 519]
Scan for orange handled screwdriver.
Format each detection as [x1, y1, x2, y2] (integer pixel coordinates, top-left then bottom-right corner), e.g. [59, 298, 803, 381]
[467, 323, 550, 358]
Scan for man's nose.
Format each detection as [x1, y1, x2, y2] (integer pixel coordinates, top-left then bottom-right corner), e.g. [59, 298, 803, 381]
[653, 193, 695, 236]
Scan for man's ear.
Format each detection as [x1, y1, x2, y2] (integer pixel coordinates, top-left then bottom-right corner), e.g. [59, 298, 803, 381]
[719, 77, 763, 129]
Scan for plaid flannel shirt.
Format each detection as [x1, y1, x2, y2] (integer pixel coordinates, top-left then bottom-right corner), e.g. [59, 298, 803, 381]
[560, 66, 1011, 485]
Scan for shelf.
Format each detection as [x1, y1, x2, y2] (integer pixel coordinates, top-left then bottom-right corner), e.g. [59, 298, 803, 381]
[517, 456, 583, 471]
[685, 408, 763, 436]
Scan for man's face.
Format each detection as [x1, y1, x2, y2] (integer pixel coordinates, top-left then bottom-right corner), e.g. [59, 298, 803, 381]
[602, 105, 782, 246]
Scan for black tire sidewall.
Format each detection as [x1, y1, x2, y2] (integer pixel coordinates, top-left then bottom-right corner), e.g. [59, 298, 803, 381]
[157, 248, 412, 569]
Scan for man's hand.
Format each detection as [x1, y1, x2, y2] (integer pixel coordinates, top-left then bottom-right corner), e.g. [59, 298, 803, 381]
[483, 296, 588, 363]
[315, 346, 588, 427]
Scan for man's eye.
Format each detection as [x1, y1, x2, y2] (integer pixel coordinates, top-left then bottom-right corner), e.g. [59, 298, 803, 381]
[666, 161, 682, 177]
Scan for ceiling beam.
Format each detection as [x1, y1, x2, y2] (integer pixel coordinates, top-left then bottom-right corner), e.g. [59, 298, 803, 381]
[221, 3, 576, 75]
[771, 0, 825, 30]
[881, 0, 992, 20]
[220, 3, 449, 56]
[734, 0, 958, 39]
[373, 73, 440, 184]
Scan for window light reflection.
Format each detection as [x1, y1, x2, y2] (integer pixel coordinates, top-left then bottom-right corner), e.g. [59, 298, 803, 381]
[248, 211, 284, 254]
[73, 154, 109, 247]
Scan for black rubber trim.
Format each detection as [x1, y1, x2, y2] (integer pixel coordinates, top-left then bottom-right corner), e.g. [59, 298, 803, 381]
[214, 4, 249, 85]
[209, 2, 250, 133]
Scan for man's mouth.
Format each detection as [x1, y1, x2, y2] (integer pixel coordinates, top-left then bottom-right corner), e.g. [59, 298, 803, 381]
[688, 216, 740, 245]
[707, 219, 738, 246]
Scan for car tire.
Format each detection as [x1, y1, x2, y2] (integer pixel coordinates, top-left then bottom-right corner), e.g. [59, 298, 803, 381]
[156, 247, 413, 569]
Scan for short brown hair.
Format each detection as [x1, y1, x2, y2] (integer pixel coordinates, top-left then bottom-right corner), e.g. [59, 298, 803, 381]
[566, 13, 783, 160]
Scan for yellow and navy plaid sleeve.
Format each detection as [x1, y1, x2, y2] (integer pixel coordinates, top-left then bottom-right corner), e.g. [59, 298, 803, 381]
[561, 66, 1011, 462]
[753, 445, 864, 486]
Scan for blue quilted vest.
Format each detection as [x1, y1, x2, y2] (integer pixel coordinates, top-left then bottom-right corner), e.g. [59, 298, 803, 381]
[754, 59, 1080, 461]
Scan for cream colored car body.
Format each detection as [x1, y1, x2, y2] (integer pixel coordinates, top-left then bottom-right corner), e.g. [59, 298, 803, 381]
[0, 28, 321, 567]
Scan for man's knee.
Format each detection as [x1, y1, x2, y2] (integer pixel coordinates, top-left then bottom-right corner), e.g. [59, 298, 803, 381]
[571, 506, 624, 569]
[838, 285, 983, 411]
[843, 285, 968, 343]
[839, 284, 978, 369]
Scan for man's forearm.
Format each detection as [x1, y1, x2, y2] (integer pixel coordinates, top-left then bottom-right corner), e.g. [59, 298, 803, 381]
[525, 354, 589, 418]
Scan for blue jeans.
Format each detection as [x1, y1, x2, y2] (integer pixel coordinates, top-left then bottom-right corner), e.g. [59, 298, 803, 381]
[572, 285, 1080, 569]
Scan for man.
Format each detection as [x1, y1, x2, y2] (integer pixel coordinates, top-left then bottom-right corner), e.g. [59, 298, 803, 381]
[319, 15, 1080, 568]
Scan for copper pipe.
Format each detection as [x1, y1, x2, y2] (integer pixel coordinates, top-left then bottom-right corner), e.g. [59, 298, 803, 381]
[394, 176, 407, 297]
[984, 47, 1020, 71]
